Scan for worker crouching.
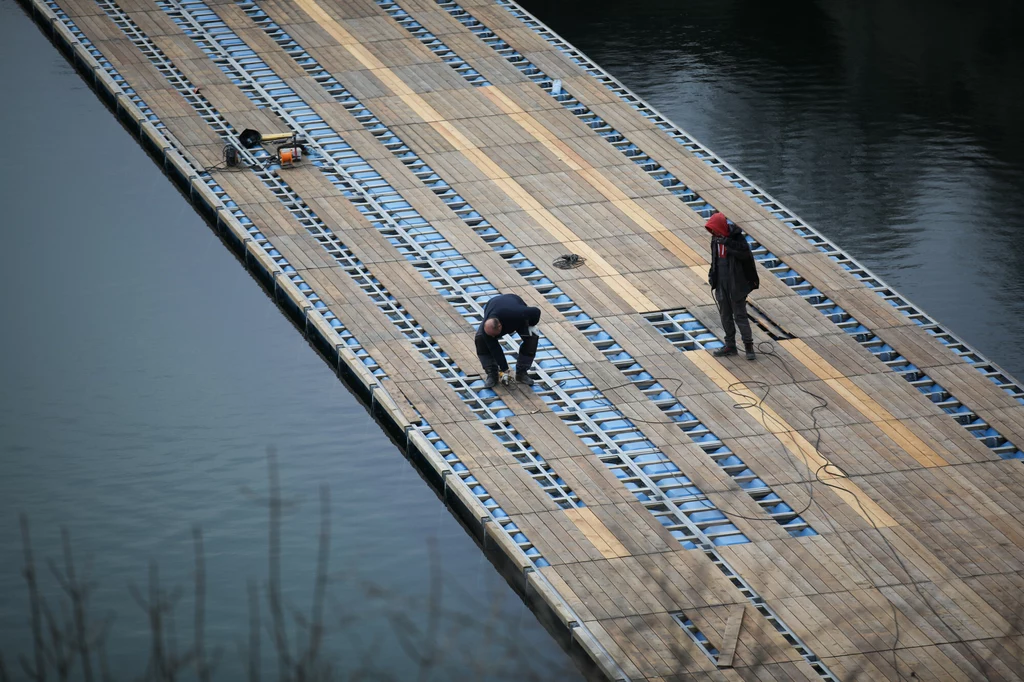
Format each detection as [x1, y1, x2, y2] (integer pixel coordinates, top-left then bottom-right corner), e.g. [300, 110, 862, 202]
[475, 293, 541, 388]
[706, 212, 760, 360]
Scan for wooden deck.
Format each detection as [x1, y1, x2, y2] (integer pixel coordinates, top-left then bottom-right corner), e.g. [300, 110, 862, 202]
[28, 0, 1024, 678]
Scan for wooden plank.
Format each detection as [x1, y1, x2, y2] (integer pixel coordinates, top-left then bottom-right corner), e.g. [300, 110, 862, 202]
[781, 339, 948, 468]
[686, 349, 900, 528]
[563, 508, 630, 559]
[716, 605, 746, 668]
[471, 463, 563, 516]
[826, 284, 922, 333]
[591, 502, 679, 556]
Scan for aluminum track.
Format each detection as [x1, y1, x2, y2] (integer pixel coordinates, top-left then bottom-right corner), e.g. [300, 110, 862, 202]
[642, 310, 723, 354]
[159, 0, 754, 550]
[439, 0, 1006, 459]
[91, 0, 553, 566]
[157, 1, 840, 678]
[36, 1, 621, 676]
[143, 0, 595, 527]
[480, 0, 1024, 462]
[499, 0, 1024, 403]
[233, 0, 814, 538]
[365, 0, 814, 536]
[671, 611, 721, 664]
[639, 310, 818, 528]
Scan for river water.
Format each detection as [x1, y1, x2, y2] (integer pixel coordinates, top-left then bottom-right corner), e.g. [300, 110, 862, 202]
[2, 0, 1023, 679]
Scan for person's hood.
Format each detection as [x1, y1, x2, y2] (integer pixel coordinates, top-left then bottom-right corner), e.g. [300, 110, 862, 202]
[704, 213, 730, 238]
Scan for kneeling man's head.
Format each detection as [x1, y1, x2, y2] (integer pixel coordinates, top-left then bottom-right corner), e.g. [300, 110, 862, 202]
[484, 318, 502, 337]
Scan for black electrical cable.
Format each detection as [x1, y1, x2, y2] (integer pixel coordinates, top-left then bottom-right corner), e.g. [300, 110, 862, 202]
[511, 351, 907, 676]
[207, 157, 266, 173]
[506, 337, 997, 680]
[552, 253, 586, 269]
[519, 344, 820, 523]
[752, 342, 994, 682]
[538, 347, 913, 678]
[206, 162, 250, 172]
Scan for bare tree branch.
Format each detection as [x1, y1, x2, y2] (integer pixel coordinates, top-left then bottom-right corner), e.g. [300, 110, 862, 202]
[416, 537, 442, 682]
[9, 452, 595, 682]
[297, 484, 330, 681]
[19, 515, 47, 682]
[144, 562, 165, 681]
[192, 526, 220, 682]
[57, 528, 95, 682]
[246, 579, 260, 682]
[0, 650, 11, 682]
[265, 449, 292, 681]
[41, 599, 72, 682]
[97, 635, 113, 682]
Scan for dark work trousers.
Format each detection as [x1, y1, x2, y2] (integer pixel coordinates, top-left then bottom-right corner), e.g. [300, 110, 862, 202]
[715, 286, 752, 348]
[475, 325, 539, 376]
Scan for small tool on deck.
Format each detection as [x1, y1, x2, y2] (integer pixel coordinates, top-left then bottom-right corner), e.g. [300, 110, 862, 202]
[223, 143, 240, 168]
[236, 128, 307, 168]
[498, 371, 516, 388]
[275, 140, 304, 167]
[237, 128, 295, 149]
[552, 253, 586, 269]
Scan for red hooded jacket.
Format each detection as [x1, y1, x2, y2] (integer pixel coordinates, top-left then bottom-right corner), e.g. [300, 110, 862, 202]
[705, 212, 730, 238]
[705, 213, 760, 295]
[705, 213, 730, 259]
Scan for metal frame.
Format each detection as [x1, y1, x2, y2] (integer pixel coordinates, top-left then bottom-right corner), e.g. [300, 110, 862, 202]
[234, 0, 781, 545]
[92, 0, 553, 566]
[153, 0, 593, 527]
[641, 309, 815, 534]
[162, 0, 753, 550]
[36, 1, 627, 676]
[376, 1, 490, 86]
[669, 612, 721, 664]
[185, 0, 838, 676]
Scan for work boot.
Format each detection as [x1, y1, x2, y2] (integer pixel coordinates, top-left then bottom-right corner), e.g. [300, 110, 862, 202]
[744, 342, 756, 361]
[515, 370, 535, 387]
[483, 370, 499, 389]
[712, 345, 738, 358]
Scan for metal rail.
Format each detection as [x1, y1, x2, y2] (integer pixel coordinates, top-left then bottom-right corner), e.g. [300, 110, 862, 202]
[34, 2, 626, 677]
[92, 0, 552, 566]
[428, 0, 1024, 463]
[670, 612, 720, 664]
[496, 0, 1024, 390]
[640, 310, 815, 529]
[162, 0, 752, 550]
[344, 0, 814, 536]
[238, 0, 816, 539]
[376, 1, 489, 86]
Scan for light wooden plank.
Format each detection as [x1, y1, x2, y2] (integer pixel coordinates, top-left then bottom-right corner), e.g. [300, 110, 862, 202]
[716, 605, 746, 668]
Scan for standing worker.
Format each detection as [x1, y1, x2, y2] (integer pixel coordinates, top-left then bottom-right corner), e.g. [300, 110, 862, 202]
[706, 212, 760, 360]
[476, 293, 541, 388]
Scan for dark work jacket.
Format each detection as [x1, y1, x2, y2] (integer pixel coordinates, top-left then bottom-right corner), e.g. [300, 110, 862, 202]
[479, 294, 541, 371]
[708, 224, 760, 298]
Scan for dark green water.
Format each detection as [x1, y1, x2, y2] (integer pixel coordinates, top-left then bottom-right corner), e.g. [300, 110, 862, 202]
[3, 0, 1024, 679]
